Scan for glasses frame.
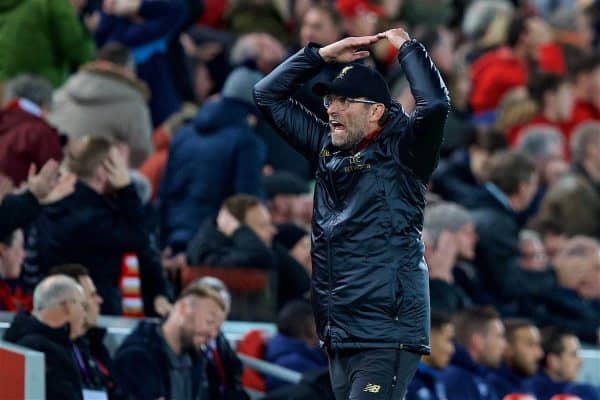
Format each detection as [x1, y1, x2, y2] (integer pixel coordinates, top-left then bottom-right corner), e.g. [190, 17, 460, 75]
[323, 95, 380, 109]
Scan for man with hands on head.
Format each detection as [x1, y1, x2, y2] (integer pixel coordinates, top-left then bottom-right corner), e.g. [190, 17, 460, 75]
[254, 29, 450, 399]
[26, 137, 169, 315]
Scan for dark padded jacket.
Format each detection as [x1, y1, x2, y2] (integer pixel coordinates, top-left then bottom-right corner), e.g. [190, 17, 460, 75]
[253, 40, 449, 353]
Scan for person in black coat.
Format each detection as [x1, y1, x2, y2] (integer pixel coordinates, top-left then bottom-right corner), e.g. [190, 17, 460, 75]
[187, 195, 311, 316]
[3, 275, 87, 400]
[254, 28, 450, 399]
[470, 150, 557, 313]
[25, 138, 168, 315]
[430, 130, 506, 209]
[50, 263, 128, 399]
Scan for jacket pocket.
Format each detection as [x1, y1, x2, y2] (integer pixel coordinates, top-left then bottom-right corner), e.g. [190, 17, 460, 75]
[389, 266, 404, 318]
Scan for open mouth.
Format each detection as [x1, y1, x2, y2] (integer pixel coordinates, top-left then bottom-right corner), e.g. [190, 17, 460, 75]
[330, 120, 346, 132]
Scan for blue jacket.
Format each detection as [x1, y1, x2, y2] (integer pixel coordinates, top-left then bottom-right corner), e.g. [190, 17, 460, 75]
[406, 362, 448, 400]
[95, 0, 185, 126]
[264, 333, 327, 391]
[440, 344, 499, 400]
[112, 321, 200, 400]
[486, 364, 535, 399]
[525, 371, 600, 400]
[160, 97, 265, 250]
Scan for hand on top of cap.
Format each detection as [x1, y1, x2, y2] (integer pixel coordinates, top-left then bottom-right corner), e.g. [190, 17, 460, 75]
[377, 28, 411, 50]
[318, 35, 380, 63]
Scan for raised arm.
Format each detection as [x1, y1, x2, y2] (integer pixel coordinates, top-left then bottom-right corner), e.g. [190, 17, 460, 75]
[379, 29, 450, 181]
[253, 46, 329, 166]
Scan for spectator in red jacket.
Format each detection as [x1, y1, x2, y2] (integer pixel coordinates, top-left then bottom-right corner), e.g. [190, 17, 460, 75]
[0, 75, 62, 186]
[470, 15, 559, 114]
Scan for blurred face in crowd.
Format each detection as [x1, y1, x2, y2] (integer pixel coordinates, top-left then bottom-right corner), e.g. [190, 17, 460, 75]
[542, 157, 569, 187]
[548, 335, 583, 382]
[64, 288, 87, 340]
[547, 82, 574, 122]
[179, 296, 224, 350]
[300, 7, 341, 47]
[344, 11, 379, 37]
[541, 232, 567, 265]
[455, 223, 478, 261]
[77, 275, 103, 328]
[0, 229, 25, 279]
[591, 66, 600, 110]
[291, 234, 312, 274]
[576, 249, 600, 299]
[478, 319, 507, 368]
[505, 325, 543, 376]
[515, 173, 539, 212]
[430, 27, 455, 75]
[245, 204, 276, 247]
[424, 323, 455, 369]
[256, 34, 285, 74]
[194, 63, 214, 104]
[519, 237, 548, 272]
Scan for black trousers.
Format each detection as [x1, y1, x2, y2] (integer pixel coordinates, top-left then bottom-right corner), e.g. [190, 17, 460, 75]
[328, 348, 421, 400]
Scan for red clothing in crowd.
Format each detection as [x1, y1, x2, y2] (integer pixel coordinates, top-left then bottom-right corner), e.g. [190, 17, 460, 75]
[0, 280, 32, 312]
[508, 100, 600, 158]
[470, 47, 529, 114]
[0, 99, 62, 185]
[470, 44, 566, 114]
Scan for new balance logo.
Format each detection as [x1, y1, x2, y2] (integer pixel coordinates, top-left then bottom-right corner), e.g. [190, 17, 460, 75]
[363, 383, 381, 393]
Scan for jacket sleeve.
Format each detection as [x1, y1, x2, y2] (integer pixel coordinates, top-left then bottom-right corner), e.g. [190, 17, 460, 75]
[50, 0, 94, 68]
[233, 132, 264, 196]
[253, 45, 329, 167]
[398, 40, 450, 181]
[113, 346, 166, 400]
[121, 102, 153, 168]
[0, 192, 41, 238]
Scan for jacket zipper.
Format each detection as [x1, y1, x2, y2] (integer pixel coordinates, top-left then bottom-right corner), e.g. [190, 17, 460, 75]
[326, 238, 332, 346]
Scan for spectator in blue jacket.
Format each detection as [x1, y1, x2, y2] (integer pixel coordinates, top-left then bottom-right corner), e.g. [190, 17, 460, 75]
[95, 0, 185, 126]
[406, 312, 455, 400]
[265, 300, 327, 391]
[487, 319, 543, 398]
[441, 306, 506, 400]
[159, 66, 266, 251]
[525, 327, 600, 400]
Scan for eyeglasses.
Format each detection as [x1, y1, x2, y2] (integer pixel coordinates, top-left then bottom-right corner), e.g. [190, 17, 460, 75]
[323, 95, 380, 109]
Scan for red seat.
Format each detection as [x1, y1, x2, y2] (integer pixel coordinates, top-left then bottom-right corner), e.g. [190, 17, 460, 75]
[550, 395, 582, 400]
[237, 329, 270, 392]
[503, 394, 536, 400]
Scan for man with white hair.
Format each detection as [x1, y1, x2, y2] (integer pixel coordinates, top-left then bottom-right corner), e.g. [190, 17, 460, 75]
[423, 202, 477, 314]
[3, 275, 86, 400]
[571, 122, 600, 195]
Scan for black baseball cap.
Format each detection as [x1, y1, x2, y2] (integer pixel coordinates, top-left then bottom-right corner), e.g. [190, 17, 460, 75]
[312, 63, 391, 108]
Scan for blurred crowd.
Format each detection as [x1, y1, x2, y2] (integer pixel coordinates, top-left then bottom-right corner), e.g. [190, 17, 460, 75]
[1, 0, 600, 398]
